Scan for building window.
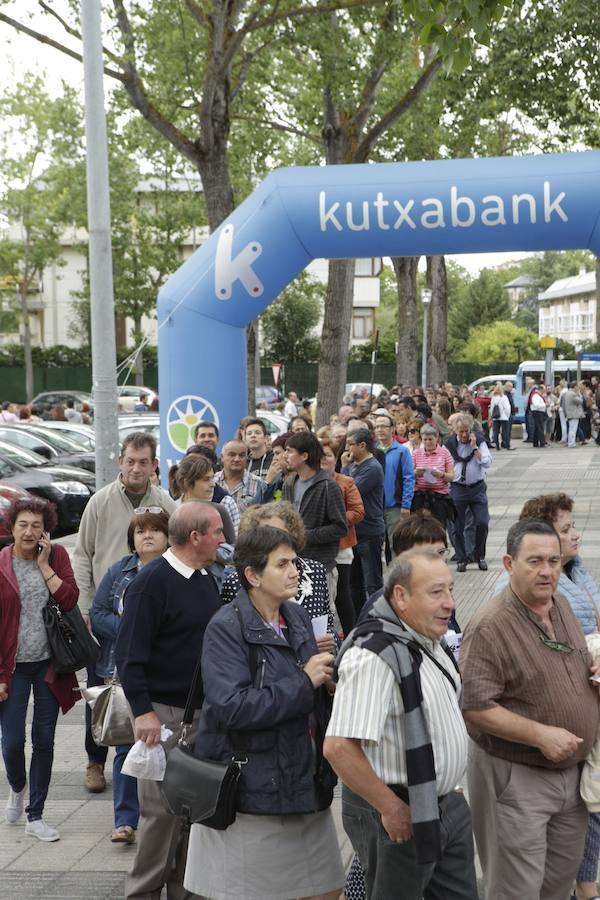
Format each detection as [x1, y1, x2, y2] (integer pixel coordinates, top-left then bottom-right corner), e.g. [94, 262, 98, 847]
[354, 258, 383, 277]
[352, 309, 375, 339]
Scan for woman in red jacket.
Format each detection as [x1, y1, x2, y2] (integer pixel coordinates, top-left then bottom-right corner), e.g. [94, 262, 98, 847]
[0, 496, 79, 842]
[320, 438, 365, 635]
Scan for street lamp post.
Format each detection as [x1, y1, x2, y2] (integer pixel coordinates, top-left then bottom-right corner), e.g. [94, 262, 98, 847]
[421, 288, 432, 388]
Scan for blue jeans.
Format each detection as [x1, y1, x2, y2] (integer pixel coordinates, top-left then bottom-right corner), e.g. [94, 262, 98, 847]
[114, 743, 139, 828]
[0, 659, 59, 821]
[351, 535, 384, 615]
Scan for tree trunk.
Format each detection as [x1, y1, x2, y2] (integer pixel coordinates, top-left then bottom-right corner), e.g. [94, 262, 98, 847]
[246, 319, 260, 414]
[391, 257, 419, 387]
[427, 255, 448, 384]
[316, 259, 355, 426]
[18, 281, 34, 402]
[133, 315, 144, 386]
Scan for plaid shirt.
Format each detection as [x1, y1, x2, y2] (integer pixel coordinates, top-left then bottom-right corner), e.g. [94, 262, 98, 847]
[214, 470, 265, 530]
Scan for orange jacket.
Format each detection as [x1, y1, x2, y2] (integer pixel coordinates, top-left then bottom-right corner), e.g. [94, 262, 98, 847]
[332, 472, 365, 550]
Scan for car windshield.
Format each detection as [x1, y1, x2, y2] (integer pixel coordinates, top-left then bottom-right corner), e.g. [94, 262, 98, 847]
[0, 440, 46, 467]
[46, 425, 95, 450]
[0, 429, 52, 455]
[28, 427, 86, 453]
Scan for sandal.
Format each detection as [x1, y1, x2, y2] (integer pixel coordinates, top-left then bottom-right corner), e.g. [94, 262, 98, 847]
[110, 825, 135, 843]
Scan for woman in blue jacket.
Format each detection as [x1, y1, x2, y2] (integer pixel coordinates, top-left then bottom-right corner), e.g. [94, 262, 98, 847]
[497, 492, 600, 900]
[184, 525, 345, 900]
[90, 508, 169, 844]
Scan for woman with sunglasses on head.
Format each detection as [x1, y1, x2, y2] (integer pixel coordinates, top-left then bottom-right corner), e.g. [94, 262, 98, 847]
[0, 497, 79, 842]
[90, 508, 169, 844]
[495, 493, 600, 900]
[405, 419, 423, 456]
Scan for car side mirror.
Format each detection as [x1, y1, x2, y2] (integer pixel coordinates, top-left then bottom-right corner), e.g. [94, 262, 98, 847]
[34, 446, 52, 460]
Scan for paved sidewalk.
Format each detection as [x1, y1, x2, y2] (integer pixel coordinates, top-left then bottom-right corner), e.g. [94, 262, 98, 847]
[1, 437, 599, 898]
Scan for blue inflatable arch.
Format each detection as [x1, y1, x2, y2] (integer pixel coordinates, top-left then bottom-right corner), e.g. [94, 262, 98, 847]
[158, 151, 600, 462]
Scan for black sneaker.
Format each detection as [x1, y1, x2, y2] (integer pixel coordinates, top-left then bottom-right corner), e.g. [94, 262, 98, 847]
[478, 559, 488, 571]
[456, 562, 467, 573]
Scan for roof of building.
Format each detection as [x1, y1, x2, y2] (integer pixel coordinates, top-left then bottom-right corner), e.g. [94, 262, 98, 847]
[538, 270, 597, 302]
[503, 275, 536, 288]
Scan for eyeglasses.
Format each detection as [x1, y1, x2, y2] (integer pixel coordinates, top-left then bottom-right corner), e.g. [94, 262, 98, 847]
[539, 636, 573, 654]
[134, 506, 163, 515]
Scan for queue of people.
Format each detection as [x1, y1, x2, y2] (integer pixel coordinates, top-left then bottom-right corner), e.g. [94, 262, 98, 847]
[2, 392, 600, 900]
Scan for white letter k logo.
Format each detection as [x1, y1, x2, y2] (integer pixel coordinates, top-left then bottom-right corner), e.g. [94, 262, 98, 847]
[215, 224, 263, 300]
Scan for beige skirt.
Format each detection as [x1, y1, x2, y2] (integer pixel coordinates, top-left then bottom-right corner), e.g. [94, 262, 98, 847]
[183, 808, 345, 900]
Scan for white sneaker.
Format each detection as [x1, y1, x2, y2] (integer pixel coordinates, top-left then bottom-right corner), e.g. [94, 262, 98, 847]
[5, 786, 26, 824]
[24, 819, 60, 842]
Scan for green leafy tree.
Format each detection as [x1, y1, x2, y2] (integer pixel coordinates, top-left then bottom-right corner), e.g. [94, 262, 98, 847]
[260, 274, 322, 363]
[0, 75, 85, 400]
[461, 320, 539, 364]
[448, 268, 512, 358]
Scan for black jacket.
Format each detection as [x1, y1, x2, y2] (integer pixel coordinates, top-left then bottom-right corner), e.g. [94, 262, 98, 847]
[194, 589, 336, 815]
[282, 469, 347, 570]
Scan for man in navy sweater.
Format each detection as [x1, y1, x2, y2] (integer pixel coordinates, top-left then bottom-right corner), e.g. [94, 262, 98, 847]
[342, 427, 385, 615]
[116, 501, 224, 900]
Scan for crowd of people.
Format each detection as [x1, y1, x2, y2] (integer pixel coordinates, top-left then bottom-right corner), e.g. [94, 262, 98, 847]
[1, 381, 600, 900]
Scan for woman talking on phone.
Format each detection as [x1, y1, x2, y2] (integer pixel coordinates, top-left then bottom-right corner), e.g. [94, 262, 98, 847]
[0, 496, 79, 842]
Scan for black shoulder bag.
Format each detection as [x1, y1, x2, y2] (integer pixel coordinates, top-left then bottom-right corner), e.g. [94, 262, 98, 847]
[161, 607, 256, 831]
[42, 553, 100, 673]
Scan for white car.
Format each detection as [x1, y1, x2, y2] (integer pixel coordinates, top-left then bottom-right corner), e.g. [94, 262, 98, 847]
[256, 410, 289, 437]
[117, 386, 158, 413]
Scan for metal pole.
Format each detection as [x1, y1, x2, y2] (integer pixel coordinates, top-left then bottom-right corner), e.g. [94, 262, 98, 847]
[81, 0, 119, 488]
[369, 329, 380, 409]
[421, 309, 429, 388]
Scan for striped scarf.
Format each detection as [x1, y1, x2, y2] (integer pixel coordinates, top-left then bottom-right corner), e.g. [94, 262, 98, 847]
[335, 594, 460, 864]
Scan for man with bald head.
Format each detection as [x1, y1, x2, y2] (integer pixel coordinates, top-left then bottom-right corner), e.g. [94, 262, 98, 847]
[214, 438, 265, 531]
[116, 502, 224, 900]
[325, 549, 476, 900]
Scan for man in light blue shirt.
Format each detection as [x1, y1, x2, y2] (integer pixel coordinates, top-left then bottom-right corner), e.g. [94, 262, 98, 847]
[444, 414, 492, 573]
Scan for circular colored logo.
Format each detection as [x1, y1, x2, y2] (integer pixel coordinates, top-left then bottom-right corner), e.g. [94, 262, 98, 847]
[167, 395, 220, 453]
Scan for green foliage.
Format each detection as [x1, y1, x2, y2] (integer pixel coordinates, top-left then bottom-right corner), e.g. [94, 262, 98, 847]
[448, 267, 511, 356]
[461, 320, 538, 363]
[260, 273, 323, 362]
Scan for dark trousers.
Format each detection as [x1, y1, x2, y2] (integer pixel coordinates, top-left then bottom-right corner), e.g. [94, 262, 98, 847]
[532, 410, 547, 447]
[342, 786, 478, 900]
[0, 659, 60, 821]
[350, 536, 384, 616]
[491, 419, 511, 449]
[85, 667, 109, 766]
[524, 409, 534, 441]
[335, 563, 355, 636]
[450, 481, 489, 563]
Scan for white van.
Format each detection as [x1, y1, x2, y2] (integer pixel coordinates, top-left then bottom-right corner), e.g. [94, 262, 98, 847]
[467, 375, 514, 393]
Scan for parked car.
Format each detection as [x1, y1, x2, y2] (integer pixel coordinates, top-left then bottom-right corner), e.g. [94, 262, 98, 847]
[256, 386, 283, 409]
[0, 425, 96, 472]
[0, 440, 95, 534]
[117, 385, 158, 413]
[31, 390, 94, 413]
[0, 483, 32, 547]
[345, 382, 387, 399]
[117, 414, 161, 443]
[256, 410, 289, 437]
[40, 421, 95, 450]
